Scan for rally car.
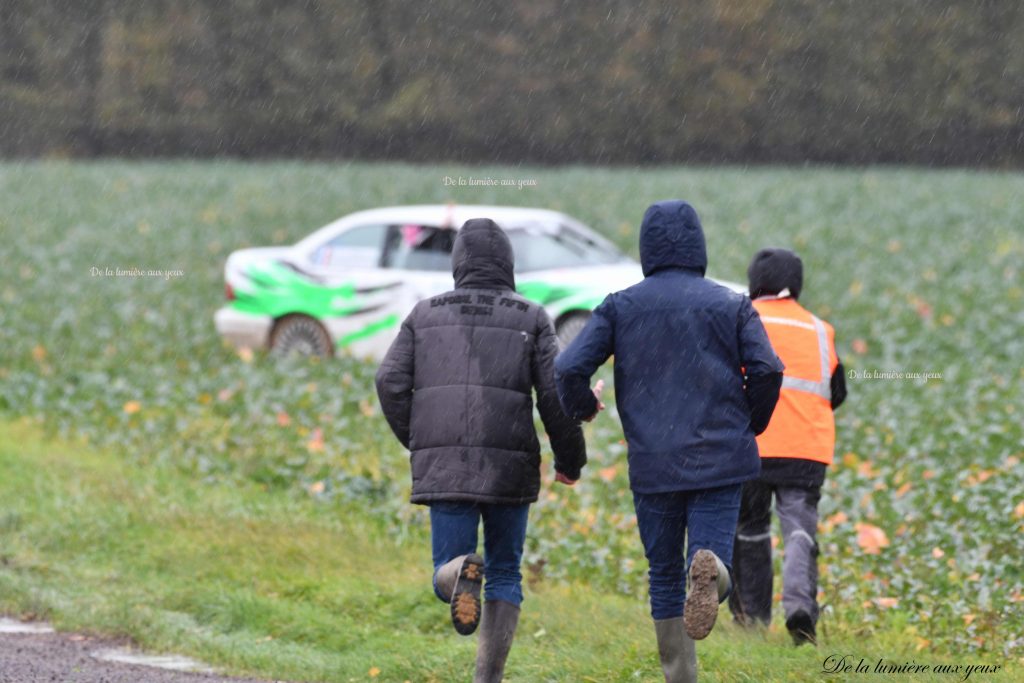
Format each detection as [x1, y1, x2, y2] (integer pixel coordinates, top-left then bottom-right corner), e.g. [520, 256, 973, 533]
[214, 204, 743, 359]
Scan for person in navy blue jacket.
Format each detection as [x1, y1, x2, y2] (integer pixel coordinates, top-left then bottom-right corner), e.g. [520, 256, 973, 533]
[554, 200, 783, 683]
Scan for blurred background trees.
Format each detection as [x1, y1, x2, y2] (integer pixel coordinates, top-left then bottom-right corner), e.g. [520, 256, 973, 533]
[1, 0, 1021, 165]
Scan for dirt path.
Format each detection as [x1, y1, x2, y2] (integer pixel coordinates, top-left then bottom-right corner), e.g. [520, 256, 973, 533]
[0, 620, 280, 683]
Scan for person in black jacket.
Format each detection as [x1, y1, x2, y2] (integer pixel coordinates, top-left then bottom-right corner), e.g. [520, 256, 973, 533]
[376, 218, 587, 683]
[555, 200, 782, 683]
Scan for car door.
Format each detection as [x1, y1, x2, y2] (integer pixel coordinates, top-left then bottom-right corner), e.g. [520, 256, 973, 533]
[299, 223, 413, 358]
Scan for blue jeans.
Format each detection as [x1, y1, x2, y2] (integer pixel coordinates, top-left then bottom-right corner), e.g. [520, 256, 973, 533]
[633, 484, 743, 620]
[429, 501, 530, 606]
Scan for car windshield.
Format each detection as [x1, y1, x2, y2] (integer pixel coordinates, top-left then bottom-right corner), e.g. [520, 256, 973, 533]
[506, 225, 625, 272]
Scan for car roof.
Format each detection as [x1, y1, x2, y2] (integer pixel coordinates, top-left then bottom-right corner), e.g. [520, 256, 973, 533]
[333, 204, 571, 229]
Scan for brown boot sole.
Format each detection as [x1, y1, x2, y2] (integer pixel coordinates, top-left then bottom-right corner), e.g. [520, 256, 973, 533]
[684, 550, 720, 640]
[451, 553, 484, 636]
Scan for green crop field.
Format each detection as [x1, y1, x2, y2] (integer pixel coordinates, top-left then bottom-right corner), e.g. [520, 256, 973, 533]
[0, 161, 1021, 681]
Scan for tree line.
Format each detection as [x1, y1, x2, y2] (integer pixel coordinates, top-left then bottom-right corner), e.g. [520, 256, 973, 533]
[1, 0, 1021, 166]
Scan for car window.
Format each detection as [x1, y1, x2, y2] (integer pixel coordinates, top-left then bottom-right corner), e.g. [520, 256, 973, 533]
[382, 224, 455, 271]
[311, 224, 388, 268]
[507, 226, 624, 272]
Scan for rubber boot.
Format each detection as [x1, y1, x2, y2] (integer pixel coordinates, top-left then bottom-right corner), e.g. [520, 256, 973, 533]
[473, 600, 520, 683]
[654, 617, 698, 683]
[684, 549, 731, 640]
[433, 554, 485, 635]
[785, 610, 817, 646]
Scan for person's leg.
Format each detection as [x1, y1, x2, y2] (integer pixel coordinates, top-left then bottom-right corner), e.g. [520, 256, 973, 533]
[634, 491, 690, 620]
[430, 501, 481, 601]
[474, 503, 530, 683]
[479, 503, 530, 605]
[430, 501, 486, 636]
[776, 485, 821, 644]
[682, 484, 743, 640]
[634, 491, 696, 683]
[729, 480, 775, 626]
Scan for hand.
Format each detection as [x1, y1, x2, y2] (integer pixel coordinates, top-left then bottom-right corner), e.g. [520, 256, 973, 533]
[583, 379, 606, 422]
[555, 471, 578, 486]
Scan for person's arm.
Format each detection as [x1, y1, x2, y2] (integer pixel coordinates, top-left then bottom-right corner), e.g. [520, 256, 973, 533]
[374, 312, 415, 448]
[554, 296, 616, 421]
[531, 308, 587, 482]
[831, 358, 848, 410]
[737, 297, 784, 435]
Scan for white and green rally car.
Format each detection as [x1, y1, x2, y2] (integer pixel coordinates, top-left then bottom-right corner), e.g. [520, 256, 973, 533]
[214, 204, 743, 359]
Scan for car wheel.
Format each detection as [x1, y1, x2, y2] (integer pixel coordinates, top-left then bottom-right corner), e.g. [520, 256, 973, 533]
[555, 311, 591, 350]
[270, 315, 334, 358]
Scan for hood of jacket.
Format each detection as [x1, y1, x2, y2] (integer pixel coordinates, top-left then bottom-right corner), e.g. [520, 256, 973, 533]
[639, 200, 708, 277]
[452, 218, 516, 290]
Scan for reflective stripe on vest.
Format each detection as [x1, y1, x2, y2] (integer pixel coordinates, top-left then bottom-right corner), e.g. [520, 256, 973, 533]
[760, 315, 832, 401]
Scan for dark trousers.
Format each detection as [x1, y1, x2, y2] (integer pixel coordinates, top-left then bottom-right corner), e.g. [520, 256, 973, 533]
[429, 501, 530, 606]
[729, 480, 821, 625]
[633, 484, 743, 620]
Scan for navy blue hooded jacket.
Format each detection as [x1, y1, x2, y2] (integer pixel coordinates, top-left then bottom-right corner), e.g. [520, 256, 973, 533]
[554, 200, 784, 493]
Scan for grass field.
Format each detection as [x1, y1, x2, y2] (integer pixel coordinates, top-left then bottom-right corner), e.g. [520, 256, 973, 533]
[0, 161, 1022, 681]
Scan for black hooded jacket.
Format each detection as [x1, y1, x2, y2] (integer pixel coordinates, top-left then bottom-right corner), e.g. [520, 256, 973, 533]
[375, 218, 587, 505]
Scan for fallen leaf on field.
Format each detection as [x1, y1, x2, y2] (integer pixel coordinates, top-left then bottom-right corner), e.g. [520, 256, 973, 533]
[857, 461, 879, 478]
[922, 469, 935, 480]
[842, 452, 859, 467]
[237, 346, 254, 363]
[308, 481, 325, 494]
[307, 428, 325, 453]
[851, 338, 868, 355]
[915, 638, 931, 651]
[963, 614, 976, 626]
[855, 522, 890, 554]
[369, 666, 381, 677]
[359, 399, 376, 417]
[824, 511, 848, 532]
[217, 388, 234, 402]
[31, 345, 47, 362]
[874, 597, 899, 609]
[276, 411, 291, 427]
[932, 547, 944, 559]
[197, 393, 212, 405]
[1014, 502, 1024, 519]
[599, 466, 618, 482]
[895, 482, 912, 497]
[123, 401, 141, 415]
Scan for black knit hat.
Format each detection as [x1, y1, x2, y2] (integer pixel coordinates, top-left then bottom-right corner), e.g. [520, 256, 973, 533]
[747, 248, 803, 299]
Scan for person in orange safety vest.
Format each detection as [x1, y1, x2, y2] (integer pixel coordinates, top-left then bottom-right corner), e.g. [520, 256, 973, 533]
[728, 248, 848, 646]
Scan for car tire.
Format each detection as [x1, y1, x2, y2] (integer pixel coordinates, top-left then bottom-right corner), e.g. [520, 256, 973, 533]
[269, 314, 334, 358]
[555, 311, 591, 350]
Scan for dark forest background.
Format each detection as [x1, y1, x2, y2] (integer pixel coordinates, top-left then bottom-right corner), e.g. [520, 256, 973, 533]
[2, 0, 1022, 166]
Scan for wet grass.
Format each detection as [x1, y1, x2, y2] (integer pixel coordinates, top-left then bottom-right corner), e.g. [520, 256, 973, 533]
[3, 418, 1019, 682]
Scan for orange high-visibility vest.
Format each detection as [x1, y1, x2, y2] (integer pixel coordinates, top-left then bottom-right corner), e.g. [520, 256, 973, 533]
[752, 298, 838, 465]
